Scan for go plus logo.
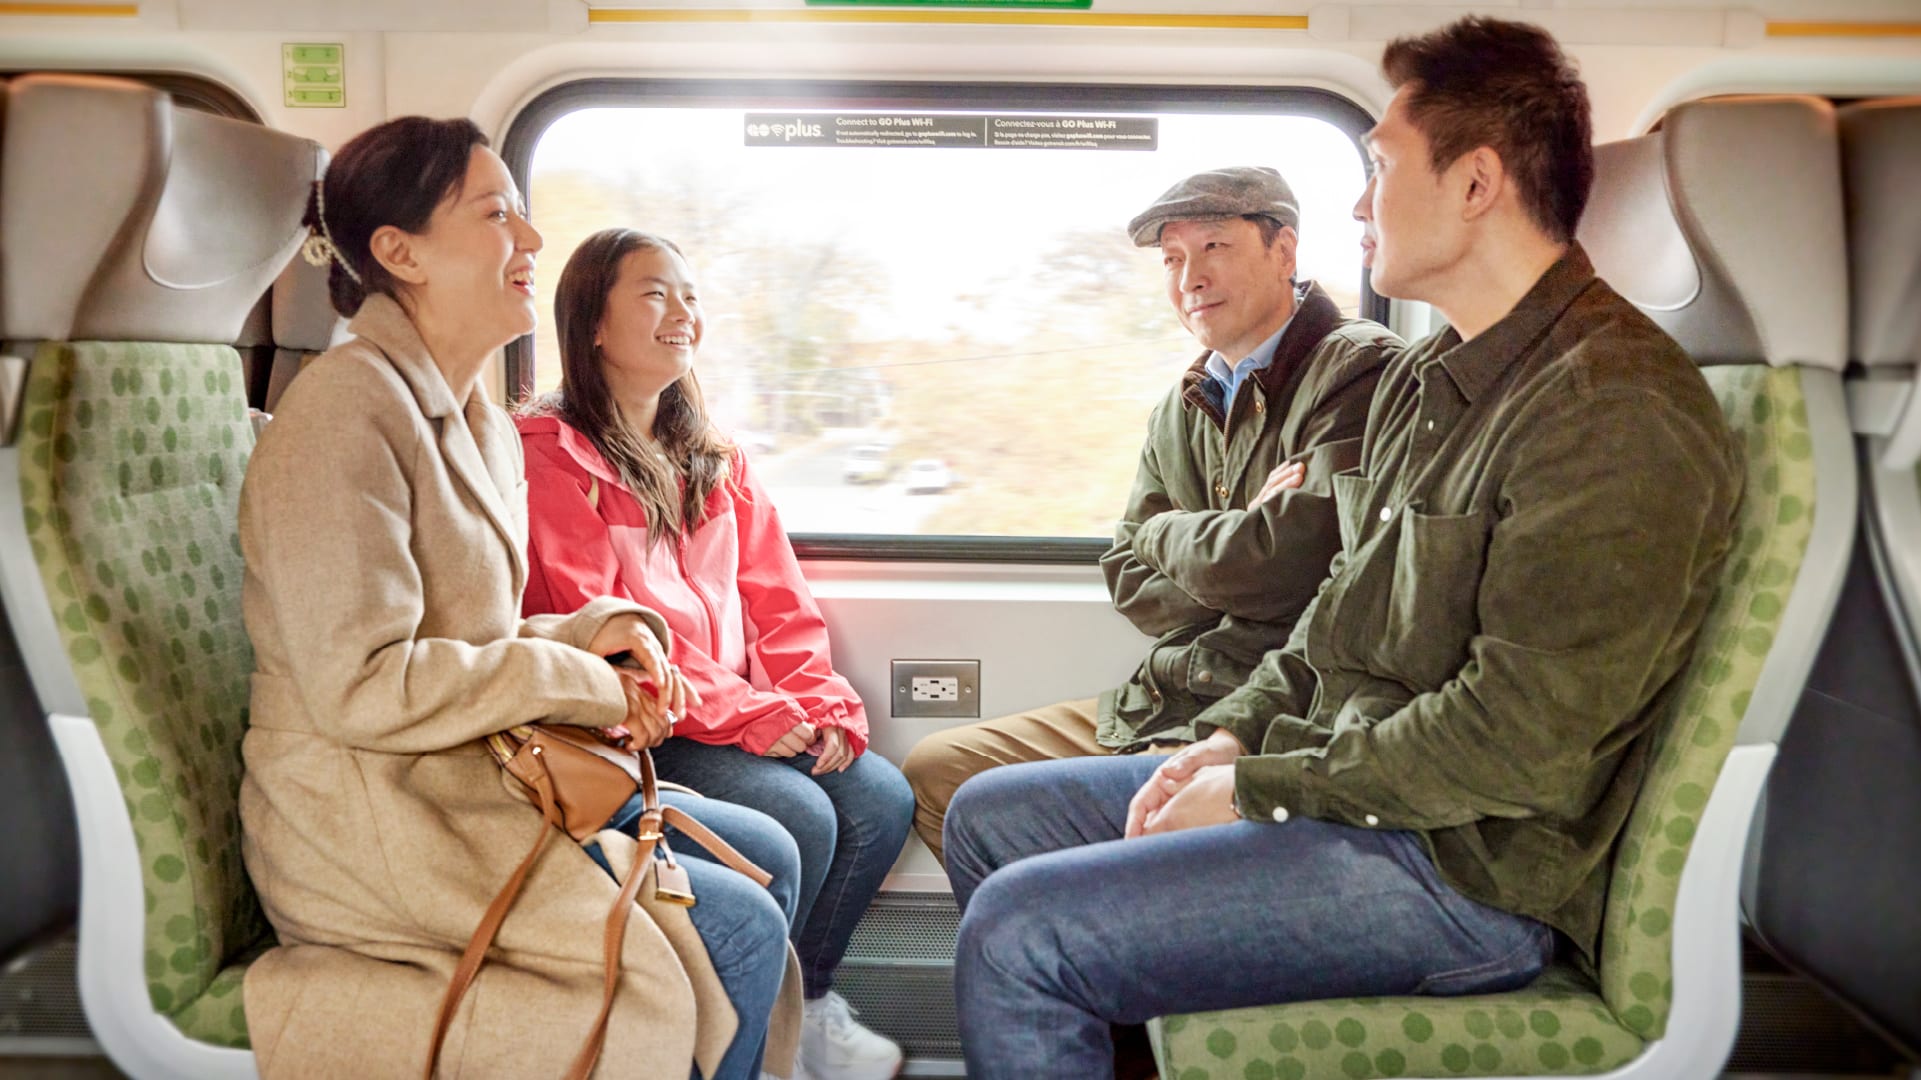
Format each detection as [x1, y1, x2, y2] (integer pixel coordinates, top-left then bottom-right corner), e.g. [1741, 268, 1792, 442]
[745, 119, 823, 140]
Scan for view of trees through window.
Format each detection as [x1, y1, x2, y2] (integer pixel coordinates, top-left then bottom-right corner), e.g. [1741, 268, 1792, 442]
[527, 101, 1367, 539]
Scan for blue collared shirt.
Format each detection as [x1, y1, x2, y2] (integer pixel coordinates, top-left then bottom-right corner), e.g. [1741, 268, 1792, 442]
[1203, 315, 1293, 412]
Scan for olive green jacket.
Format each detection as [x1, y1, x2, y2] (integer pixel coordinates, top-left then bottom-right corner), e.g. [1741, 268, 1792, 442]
[1096, 281, 1401, 751]
[1194, 247, 1744, 962]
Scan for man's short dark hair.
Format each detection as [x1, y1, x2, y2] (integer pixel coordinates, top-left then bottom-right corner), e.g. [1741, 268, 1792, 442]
[1382, 16, 1593, 243]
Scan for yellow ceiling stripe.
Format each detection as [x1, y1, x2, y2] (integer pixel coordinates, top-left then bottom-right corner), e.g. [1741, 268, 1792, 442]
[1767, 20, 1921, 37]
[0, 2, 137, 14]
[588, 9, 1308, 29]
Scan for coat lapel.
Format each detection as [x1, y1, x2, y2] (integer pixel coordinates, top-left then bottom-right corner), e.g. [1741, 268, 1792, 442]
[344, 296, 528, 592]
[446, 400, 529, 590]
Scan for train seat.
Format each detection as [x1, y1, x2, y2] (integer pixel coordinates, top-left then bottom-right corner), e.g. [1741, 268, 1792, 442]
[1149, 94, 1854, 1080]
[261, 252, 343, 414]
[1742, 96, 1921, 1058]
[0, 72, 318, 1079]
[0, 75, 85, 968]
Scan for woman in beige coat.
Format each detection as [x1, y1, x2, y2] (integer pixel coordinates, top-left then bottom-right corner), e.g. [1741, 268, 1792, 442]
[236, 116, 800, 1079]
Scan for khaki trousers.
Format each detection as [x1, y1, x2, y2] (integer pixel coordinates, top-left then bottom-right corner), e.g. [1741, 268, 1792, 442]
[902, 698, 1111, 867]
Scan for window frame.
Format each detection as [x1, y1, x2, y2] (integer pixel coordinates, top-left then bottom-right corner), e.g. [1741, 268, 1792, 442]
[501, 77, 1382, 563]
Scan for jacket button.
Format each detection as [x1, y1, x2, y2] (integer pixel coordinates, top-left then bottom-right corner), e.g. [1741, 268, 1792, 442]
[1379, 506, 1392, 523]
[1425, 419, 1434, 432]
[1271, 806, 1290, 823]
[1215, 483, 1229, 499]
[1255, 398, 1265, 413]
[1196, 670, 1213, 683]
[1364, 813, 1380, 827]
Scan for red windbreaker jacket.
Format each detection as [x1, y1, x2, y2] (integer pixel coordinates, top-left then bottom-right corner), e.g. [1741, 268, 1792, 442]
[516, 414, 868, 756]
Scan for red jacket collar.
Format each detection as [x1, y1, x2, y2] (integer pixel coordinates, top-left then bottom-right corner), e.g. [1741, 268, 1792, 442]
[513, 412, 627, 487]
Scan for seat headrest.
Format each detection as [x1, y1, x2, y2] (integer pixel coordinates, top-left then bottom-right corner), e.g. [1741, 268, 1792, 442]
[0, 80, 10, 343]
[271, 244, 348, 353]
[0, 73, 323, 344]
[1579, 95, 1847, 369]
[1839, 99, 1921, 370]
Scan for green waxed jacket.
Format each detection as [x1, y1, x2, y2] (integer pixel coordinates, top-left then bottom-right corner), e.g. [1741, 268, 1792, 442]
[1194, 247, 1744, 963]
[1096, 281, 1402, 751]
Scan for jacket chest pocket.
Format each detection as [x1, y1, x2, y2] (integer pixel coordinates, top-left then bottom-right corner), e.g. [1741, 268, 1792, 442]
[1325, 472, 1490, 691]
[1379, 506, 1489, 690]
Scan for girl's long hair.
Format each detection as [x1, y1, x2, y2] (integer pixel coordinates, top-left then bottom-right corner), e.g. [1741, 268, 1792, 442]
[531, 229, 733, 547]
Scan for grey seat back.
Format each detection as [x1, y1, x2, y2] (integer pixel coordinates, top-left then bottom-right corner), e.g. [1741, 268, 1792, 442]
[0, 75, 83, 965]
[263, 250, 342, 413]
[1746, 96, 1921, 1057]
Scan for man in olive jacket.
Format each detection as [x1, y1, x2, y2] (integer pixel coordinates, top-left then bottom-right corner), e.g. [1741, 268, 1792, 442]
[938, 17, 1743, 1080]
[903, 166, 1401, 864]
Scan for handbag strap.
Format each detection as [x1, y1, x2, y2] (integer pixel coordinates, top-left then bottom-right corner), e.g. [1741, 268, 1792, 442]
[566, 763, 660, 1079]
[424, 748, 567, 1078]
[636, 749, 771, 885]
[423, 748, 772, 1079]
[422, 747, 661, 1080]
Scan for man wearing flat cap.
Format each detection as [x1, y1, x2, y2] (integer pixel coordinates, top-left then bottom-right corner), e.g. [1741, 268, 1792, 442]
[905, 165, 1400, 864]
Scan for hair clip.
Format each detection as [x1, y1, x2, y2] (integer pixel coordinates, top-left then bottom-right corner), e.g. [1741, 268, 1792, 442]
[305, 179, 363, 286]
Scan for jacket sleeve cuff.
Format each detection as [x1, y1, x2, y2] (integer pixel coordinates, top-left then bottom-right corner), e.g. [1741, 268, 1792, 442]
[1193, 705, 1267, 758]
[531, 595, 663, 655]
[1233, 754, 1385, 831]
[1131, 513, 1168, 572]
[737, 704, 809, 756]
[566, 654, 635, 730]
[807, 703, 868, 755]
[1232, 755, 1315, 824]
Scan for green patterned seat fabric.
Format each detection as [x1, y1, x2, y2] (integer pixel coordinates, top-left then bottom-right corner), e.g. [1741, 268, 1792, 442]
[18, 340, 266, 1049]
[1157, 968, 1642, 1080]
[1596, 364, 1816, 1039]
[1155, 365, 1817, 1079]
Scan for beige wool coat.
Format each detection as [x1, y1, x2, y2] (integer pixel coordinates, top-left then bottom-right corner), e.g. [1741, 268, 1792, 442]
[237, 295, 799, 1079]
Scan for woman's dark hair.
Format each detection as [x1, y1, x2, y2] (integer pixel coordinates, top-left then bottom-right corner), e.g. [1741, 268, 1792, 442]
[1382, 16, 1593, 243]
[303, 116, 490, 317]
[530, 229, 734, 547]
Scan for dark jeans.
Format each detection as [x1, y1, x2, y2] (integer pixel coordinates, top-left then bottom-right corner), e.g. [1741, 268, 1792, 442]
[591, 791, 799, 1080]
[650, 736, 916, 998]
[943, 754, 1556, 1080]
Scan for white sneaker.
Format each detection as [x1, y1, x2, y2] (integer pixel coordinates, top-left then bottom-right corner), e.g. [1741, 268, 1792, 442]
[798, 991, 903, 1080]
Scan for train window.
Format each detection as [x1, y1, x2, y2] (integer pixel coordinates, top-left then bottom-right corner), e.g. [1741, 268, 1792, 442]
[506, 81, 1378, 559]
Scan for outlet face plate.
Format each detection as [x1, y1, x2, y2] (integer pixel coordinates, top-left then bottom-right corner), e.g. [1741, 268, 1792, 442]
[891, 659, 980, 718]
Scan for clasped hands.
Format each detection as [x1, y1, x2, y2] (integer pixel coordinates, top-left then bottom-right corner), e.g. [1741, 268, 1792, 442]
[1123, 728, 1249, 838]
[588, 613, 700, 750]
[763, 720, 855, 776]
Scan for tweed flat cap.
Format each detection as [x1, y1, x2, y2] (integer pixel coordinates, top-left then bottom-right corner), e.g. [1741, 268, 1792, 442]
[1127, 165, 1301, 247]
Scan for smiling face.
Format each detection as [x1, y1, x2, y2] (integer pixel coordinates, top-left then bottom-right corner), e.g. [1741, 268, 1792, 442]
[1354, 87, 1470, 302]
[403, 146, 543, 349]
[1159, 216, 1298, 361]
[594, 244, 702, 403]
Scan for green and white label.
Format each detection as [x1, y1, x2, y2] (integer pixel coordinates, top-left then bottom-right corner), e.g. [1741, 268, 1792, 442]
[283, 43, 344, 108]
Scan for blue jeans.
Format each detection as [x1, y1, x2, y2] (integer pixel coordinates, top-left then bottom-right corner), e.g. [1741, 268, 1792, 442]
[943, 755, 1556, 1080]
[650, 736, 916, 998]
[590, 791, 799, 1080]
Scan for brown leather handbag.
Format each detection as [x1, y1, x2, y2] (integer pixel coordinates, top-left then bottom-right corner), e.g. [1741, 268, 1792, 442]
[422, 726, 770, 1080]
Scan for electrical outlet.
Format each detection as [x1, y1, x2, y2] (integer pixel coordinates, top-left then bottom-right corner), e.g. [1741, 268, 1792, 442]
[911, 676, 959, 702]
[892, 660, 980, 718]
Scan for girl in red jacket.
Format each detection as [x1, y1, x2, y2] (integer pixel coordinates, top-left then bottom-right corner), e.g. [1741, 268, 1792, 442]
[519, 229, 912, 1080]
